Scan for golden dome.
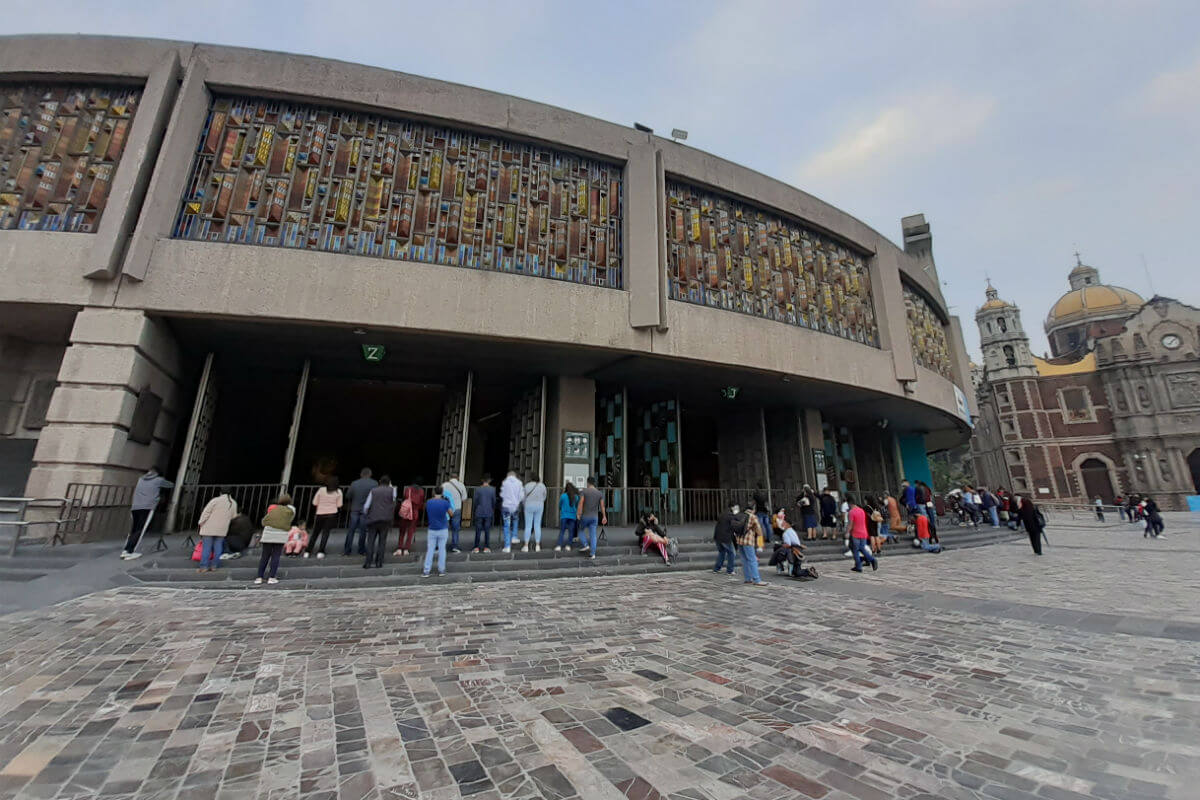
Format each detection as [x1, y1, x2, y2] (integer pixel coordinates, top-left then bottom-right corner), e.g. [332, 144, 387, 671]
[1046, 285, 1143, 327]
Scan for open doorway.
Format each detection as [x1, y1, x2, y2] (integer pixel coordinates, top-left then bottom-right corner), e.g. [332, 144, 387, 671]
[289, 378, 444, 487]
[680, 407, 720, 489]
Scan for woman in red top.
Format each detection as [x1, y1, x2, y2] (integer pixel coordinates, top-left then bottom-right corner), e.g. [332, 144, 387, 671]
[846, 495, 878, 573]
[395, 479, 426, 556]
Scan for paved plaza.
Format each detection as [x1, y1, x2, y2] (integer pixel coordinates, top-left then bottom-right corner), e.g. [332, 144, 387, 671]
[0, 517, 1197, 800]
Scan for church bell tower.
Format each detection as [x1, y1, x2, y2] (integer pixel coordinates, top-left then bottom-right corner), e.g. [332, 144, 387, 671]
[976, 282, 1038, 381]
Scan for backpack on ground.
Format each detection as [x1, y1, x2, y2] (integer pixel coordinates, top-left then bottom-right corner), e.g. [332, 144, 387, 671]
[667, 538, 679, 563]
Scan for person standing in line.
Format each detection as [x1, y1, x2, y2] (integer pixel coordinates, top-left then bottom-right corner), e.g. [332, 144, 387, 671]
[121, 466, 174, 560]
[576, 476, 607, 560]
[866, 495, 884, 555]
[900, 480, 917, 517]
[885, 490, 903, 543]
[556, 483, 578, 551]
[797, 485, 819, 541]
[1016, 496, 1044, 555]
[819, 487, 838, 540]
[422, 485, 453, 578]
[195, 487, 237, 572]
[342, 467, 377, 557]
[306, 476, 343, 559]
[362, 475, 396, 569]
[472, 474, 496, 553]
[712, 501, 742, 575]
[395, 478, 425, 557]
[753, 486, 771, 543]
[980, 487, 999, 527]
[442, 473, 467, 554]
[846, 494, 879, 573]
[1114, 494, 1126, 522]
[500, 470, 523, 553]
[256, 494, 294, 584]
[521, 473, 548, 552]
[738, 503, 766, 585]
[1093, 496, 1105, 522]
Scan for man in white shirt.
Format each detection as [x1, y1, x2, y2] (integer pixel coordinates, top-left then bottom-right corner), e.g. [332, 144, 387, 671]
[499, 470, 524, 552]
[442, 474, 467, 553]
[777, 525, 811, 577]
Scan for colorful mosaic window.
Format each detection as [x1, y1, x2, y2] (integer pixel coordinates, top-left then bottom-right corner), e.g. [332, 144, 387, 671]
[173, 97, 623, 287]
[0, 85, 142, 232]
[665, 181, 878, 347]
[903, 282, 953, 379]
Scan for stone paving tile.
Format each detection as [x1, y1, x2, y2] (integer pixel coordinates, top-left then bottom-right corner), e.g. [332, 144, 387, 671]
[1, 534, 1198, 799]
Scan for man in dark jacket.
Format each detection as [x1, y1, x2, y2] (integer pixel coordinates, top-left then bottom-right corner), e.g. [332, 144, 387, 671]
[472, 475, 496, 553]
[362, 475, 396, 568]
[712, 501, 745, 575]
[343, 467, 378, 556]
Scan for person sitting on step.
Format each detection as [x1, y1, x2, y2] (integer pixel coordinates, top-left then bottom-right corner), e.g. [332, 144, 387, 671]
[636, 512, 670, 563]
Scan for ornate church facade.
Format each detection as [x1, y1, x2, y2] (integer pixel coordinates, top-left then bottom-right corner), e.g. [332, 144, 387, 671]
[970, 260, 1200, 510]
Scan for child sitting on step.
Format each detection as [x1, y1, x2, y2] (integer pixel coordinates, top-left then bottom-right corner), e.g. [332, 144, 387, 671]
[284, 519, 309, 556]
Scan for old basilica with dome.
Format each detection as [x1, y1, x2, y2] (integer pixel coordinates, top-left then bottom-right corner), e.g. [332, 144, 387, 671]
[970, 258, 1200, 510]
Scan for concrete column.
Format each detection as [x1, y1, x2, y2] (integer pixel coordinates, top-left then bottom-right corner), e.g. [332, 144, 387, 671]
[802, 408, 824, 487]
[542, 376, 596, 489]
[121, 55, 211, 281]
[24, 309, 184, 499]
[85, 51, 182, 279]
[624, 136, 664, 329]
[869, 247, 917, 384]
[947, 316, 974, 416]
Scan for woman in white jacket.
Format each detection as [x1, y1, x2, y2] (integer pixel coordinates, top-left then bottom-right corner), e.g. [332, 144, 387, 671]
[196, 489, 238, 572]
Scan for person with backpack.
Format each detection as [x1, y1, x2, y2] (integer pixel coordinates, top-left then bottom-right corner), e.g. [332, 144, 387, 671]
[395, 479, 425, 557]
[362, 475, 396, 569]
[797, 485, 819, 540]
[472, 474, 496, 553]
[1016, 496, 1045, 555]
[521, 473, 548, 552]
[737, 503, 766, 585]
[256, 493, 295, 584]
[342, 467, 377, 557]
[195, 487, 237, 572]
[712, 501, 742, 575]
[442, 473, 467, 554]
[422, 485, 453, 578]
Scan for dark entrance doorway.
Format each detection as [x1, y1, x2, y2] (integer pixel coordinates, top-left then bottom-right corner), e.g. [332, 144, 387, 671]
[289, 378, 444, 488]
[1188, 448, 1200, 494]
[680, 407, 720, 490]
[1079, 457, 1115, 502]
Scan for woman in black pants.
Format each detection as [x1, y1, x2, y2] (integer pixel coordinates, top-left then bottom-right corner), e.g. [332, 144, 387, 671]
[306, 477, 343, 558]
[257, 494, 295, 584]
[1016, 497, 1044, 555]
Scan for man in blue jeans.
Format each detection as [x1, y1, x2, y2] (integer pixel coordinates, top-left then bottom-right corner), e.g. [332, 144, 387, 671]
[576, 476, 607, 559]
[442, 474, 467, 553]
[472, 474, 496, 553]
[423, 486, 452, 577]
[343, 467, 377, 556]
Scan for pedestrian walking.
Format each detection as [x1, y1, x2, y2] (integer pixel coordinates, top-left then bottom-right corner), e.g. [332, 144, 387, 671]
[120, 467, 174, 560]
[256, 494, 294, 584]
[195, 488, 237, 572]
[362, 475, 396, 569]
[422, 485, 452, 577]
[442, 473, 467, 553]
[342, 467, 377, 556]
[577, 476, 607, 559]
[556, 483, 578, 551]
[1142, 496, 1164, 538]
[306, 476, 342, 559]
[395, 479, 425, 556]
[712, 501, 742, 575]
[1094, 495, 1105, 522]
[521, 473, 548, 551]
[472, 474, 496, 553]
[1016, 496, 1044, 555]
[500, 470, 523, 552]
[846, 494, 878, 573]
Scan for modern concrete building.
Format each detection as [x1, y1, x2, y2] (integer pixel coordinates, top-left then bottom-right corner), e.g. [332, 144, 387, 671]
[0, 36, 973, 530]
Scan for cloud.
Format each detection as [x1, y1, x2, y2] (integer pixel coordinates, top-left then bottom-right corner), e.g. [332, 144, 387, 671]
[1137, 51, 1200, 114]
[796, 90, 996, 183]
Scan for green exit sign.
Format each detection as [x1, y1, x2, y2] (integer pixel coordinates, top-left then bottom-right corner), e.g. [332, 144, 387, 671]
[361, 344, 386, 363]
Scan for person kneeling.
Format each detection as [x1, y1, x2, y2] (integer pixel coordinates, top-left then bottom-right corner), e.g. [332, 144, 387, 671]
[911, 512, 942, 553]
[771, 525, 818, 578]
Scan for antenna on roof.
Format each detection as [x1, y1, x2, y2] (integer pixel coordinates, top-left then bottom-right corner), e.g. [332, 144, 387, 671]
[1140, 253, 1155, 296]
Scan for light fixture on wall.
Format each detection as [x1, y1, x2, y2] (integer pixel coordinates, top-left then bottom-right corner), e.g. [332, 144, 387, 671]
[633, 122, 653, 133]
[671, 128, 688, 142]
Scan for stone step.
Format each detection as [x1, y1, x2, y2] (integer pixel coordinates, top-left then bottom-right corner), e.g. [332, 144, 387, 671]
[0, 566, 49, 582]
[129, 530, 1022, 589]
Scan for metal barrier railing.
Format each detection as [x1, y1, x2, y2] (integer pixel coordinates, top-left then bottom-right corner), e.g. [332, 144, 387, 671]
[60, 483, 135, 543]
[0, 497, 80, 554]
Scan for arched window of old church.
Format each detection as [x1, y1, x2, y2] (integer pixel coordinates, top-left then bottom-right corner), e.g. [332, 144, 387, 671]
[998, 317, 1008, 333]
[1003, 345, 1016, 366]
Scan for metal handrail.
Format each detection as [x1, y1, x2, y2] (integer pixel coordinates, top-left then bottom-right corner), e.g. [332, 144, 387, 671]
[0, 497, 81, 555]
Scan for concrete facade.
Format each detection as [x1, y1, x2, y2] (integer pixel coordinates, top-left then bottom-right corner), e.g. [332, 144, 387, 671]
[0, 35, 972, 509]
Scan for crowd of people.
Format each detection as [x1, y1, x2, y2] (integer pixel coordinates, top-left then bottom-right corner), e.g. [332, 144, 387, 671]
[1111, 494, 1166, 537]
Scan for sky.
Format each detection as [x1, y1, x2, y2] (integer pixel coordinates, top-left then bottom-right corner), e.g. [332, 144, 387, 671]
[5, 0, 1198, 359]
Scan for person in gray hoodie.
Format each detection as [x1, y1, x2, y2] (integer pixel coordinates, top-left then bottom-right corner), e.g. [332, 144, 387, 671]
[121, 467, 174, 560]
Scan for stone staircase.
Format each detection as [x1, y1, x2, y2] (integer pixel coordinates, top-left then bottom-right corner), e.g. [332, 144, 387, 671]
[126, 524, 1023, 589]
